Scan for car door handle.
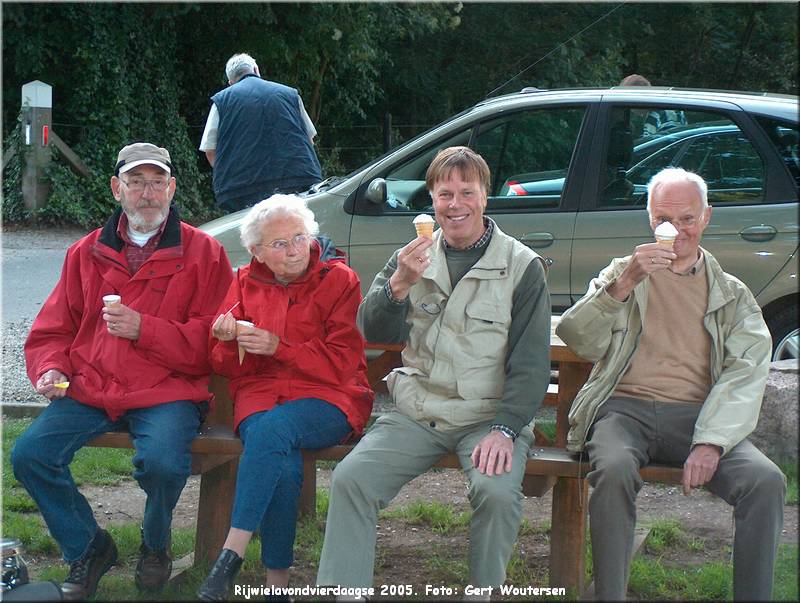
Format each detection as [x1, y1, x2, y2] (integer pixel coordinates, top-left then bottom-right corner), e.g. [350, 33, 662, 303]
[739, 225, 777, 242]
[520, 233, 554, 248]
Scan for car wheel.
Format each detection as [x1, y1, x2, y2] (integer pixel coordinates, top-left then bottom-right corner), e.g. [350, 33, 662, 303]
[767, 304, 799, 361]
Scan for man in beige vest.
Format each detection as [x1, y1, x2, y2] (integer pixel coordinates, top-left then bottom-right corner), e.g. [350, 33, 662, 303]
[557, 167, 785, 600]
[317, 147, 551, 594]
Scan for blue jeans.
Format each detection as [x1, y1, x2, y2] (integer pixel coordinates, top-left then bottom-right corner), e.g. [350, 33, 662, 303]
[231, 398, 351, 569]
[11, 397, 202, 562]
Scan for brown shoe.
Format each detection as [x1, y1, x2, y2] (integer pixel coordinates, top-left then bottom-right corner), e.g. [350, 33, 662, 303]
[134, 536, 172, 593]
[61, 528, 118, 601]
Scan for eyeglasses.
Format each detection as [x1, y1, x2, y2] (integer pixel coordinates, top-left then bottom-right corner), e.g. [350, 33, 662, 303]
[119, 177, 171, 193]
[259, 233, 311, 252]
[653, 215, 702, 229]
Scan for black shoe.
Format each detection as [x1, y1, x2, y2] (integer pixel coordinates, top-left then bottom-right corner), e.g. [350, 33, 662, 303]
[134, 536, 172, 593]
[197, 549, 243, 601]
[61, 528, 118, 601]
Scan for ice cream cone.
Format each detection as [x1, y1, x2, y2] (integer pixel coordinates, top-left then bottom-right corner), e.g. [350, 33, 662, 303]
[653, 222, 679, 251]
[414, 223, 434, 239]
[412, 214, 436, 239]
[655, 236, 675, 250]
[103, 294, 121, 308]
[235, 320, 254, 365]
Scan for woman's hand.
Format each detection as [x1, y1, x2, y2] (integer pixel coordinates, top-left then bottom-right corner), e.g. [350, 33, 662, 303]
[237, 326, 280, 356]
[212, 312, 238, 341]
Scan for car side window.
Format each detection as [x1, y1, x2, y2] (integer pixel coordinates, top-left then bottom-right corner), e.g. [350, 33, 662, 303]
[382, 129, 473, 212]
[598, 107, 767, 207]
[473, 107, 586, 210]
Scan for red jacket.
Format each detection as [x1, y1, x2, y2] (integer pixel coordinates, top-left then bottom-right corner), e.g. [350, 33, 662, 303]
[209, 242, 374, 435]
[25, 208, 233, 420]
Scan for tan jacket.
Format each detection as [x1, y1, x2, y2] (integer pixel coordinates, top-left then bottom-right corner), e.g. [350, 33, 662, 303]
[556, 248, 772, 454]
[388, 227, 542, 430]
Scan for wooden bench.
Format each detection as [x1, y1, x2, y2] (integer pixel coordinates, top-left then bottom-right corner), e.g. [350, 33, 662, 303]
[87, 321, 684, 594]
[299, 339, 684, 595]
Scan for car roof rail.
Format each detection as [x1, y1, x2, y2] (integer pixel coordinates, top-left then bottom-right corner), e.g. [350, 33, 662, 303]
[521, 87, 545, 93]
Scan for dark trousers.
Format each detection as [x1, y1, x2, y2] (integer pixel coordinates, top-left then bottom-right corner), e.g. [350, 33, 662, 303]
[586, 397, 786, 601]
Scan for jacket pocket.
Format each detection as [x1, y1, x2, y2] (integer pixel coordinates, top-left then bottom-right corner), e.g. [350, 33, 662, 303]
[387, 367, 426, 415]
[453, 301, 509, 400]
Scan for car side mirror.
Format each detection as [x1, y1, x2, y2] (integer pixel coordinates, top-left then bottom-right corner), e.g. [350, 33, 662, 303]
[365, 178, 387, 205]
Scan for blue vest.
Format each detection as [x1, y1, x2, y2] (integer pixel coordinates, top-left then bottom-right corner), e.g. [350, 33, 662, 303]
[211, 75, 322, 206]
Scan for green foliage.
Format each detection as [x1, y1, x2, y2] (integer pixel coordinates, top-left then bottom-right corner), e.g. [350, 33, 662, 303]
[380, 500, 470, 534]
[2, 2, 797, 222]
[1, 119, 28, 223]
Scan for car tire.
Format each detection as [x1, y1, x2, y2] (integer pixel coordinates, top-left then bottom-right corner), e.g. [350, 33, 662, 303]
[767, 304, 799, 361]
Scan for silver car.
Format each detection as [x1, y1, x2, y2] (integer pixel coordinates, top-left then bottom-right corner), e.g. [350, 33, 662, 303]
[200, 87, 799, 360]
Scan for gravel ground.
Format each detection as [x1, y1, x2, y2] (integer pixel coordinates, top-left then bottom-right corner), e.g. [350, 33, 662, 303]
[2, 226, 89, 404]
[3, 317, 37, 402]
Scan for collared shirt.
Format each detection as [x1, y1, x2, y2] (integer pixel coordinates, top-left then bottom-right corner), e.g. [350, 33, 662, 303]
[669, 250, 705, 276]
[116, 213, 167, 274]
[442, 217, 493, 250]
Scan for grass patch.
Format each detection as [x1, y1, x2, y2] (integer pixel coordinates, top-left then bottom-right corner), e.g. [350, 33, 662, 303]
[644, 518, 705, 554]
[3, 490, 38, 512]
[774, 544, 799, 601]
[629, 556, 731, 600]
[294, 490, 329, 565]
[381, 500, 470, 534]
[777, 458, 798, 505]
[645, 519, 684, 553]
[424, 548, 468, 583]
[2, 418, 134, 492]
[518, 517, 550, 537]
[2, 511, 59, 555]
[535, 419, 556, 442]
[505, 545, 545, 585]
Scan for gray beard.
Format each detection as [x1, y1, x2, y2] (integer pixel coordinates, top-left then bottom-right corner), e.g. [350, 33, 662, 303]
[126, 207, 169, 232]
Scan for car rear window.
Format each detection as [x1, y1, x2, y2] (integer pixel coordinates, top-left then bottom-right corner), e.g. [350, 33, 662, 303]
[599, 107, 767, 207]
[755, 116, 800, 188]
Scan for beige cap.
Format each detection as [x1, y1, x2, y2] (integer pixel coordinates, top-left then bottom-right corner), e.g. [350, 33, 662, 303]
[115, 143, 172, 176]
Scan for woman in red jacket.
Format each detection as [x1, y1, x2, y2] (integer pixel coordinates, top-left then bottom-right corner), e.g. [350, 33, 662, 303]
[198, 195, 373, 601]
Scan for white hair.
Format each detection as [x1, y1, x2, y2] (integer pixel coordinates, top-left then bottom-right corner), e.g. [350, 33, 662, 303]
[239, 194, 320, 250]
[646, 167, 708, 215]
[225, 53, 258, 83]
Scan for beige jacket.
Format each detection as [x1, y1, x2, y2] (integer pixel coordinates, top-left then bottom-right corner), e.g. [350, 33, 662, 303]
[387, 226, 543, 430]
[556, 248, 772, 454]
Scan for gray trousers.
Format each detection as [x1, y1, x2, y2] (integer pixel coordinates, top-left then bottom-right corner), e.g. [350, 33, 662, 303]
[316, 411, 534, 588]
[586, 397, 786, 601]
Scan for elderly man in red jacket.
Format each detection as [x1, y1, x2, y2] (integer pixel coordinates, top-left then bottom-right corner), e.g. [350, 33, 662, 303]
[11, 142, 233, 600]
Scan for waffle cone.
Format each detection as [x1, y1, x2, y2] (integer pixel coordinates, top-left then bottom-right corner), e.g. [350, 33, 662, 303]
[655, 237, 675, 250]
[414, 223, 434, 239]
[238, 346, 246, 365]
